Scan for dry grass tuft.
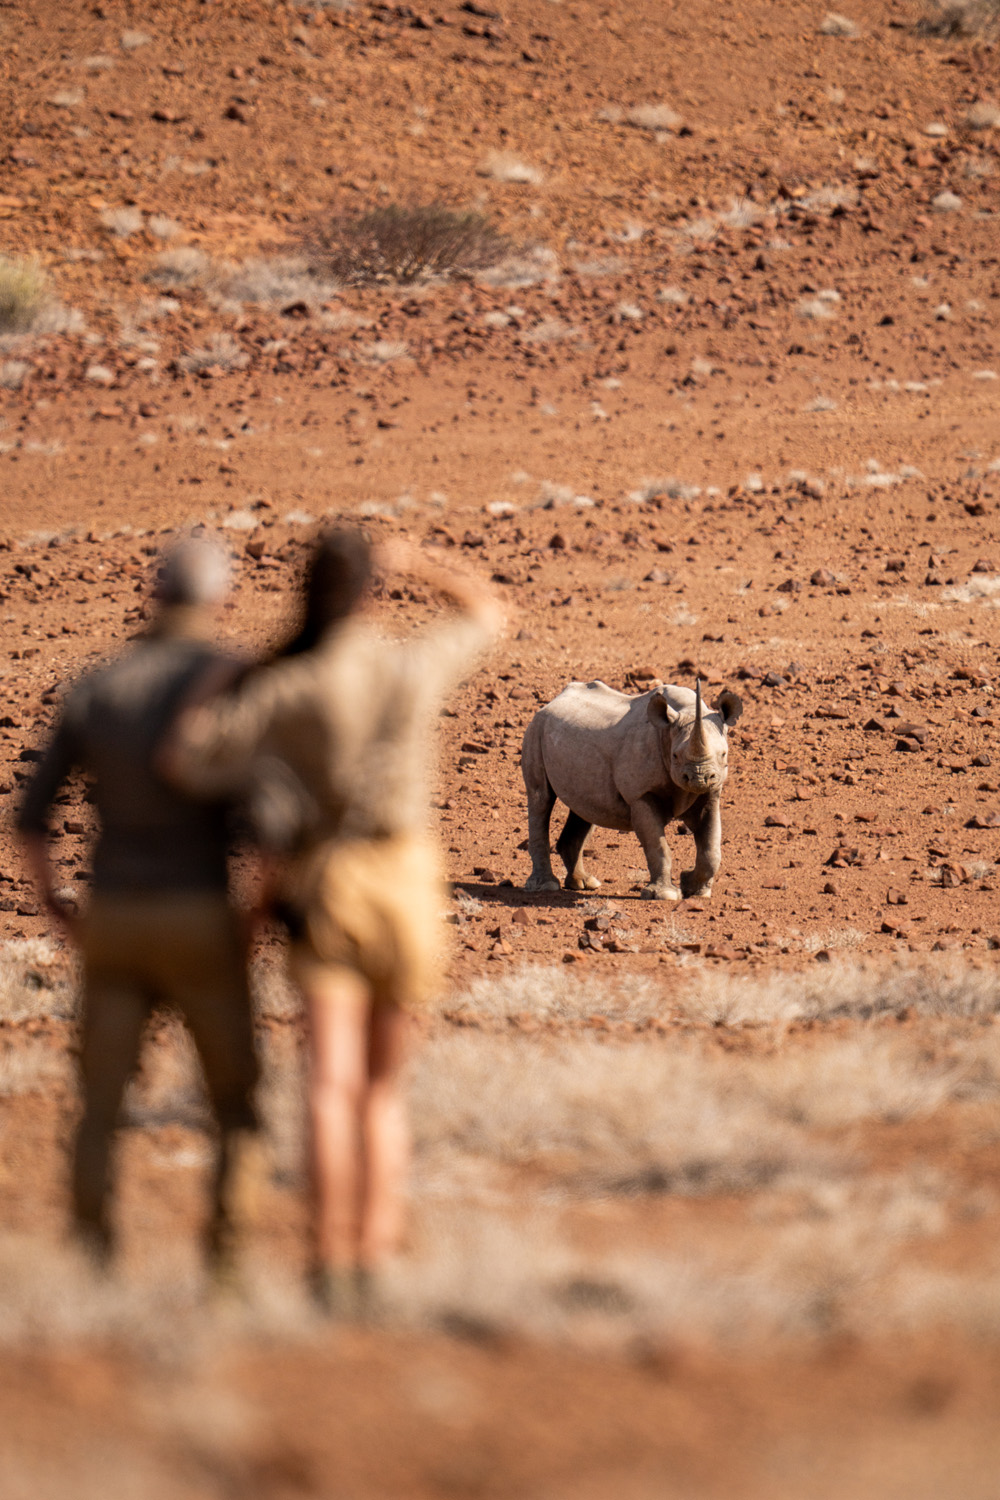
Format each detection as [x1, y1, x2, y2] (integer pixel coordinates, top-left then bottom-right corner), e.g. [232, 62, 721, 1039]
[306, 204, 510, 285]
[919, 0, 1000, 33]
[447, 964, 665, 1023]
[175, 333, 249, 375]
[477, 152, 544, 185]
[0, 259, 55, 337]
[679, 960, 1000, 1027]
[149, 249, 338, 314]
[410, 1030, 829, 1197]
[450, 960, 1000, 1031]
[0, 1041, 68, 1097]
[819, 12, 860, 35]
[0, 359, 31, 390]
[100, 206, 144, 238]
[0, 939, 75, 1023]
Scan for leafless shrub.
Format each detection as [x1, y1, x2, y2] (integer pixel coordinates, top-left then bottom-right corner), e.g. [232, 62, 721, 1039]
[306, 204, 511, 285]
[919, 0, 1000, 33]
[175, 332, 249, 375]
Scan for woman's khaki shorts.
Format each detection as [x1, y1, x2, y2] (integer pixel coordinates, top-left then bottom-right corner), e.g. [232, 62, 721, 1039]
[286, 836, 446, 1013]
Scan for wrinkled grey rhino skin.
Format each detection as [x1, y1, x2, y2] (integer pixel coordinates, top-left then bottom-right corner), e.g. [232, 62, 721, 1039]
[521, 680, 743, 901]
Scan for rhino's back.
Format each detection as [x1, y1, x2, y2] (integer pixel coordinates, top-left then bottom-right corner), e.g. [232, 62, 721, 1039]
[541, 679, 639, 731]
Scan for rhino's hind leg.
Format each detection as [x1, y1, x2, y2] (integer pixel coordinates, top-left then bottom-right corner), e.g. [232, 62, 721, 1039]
[523, 760, 561, 892]
[556, 810, 601, 892]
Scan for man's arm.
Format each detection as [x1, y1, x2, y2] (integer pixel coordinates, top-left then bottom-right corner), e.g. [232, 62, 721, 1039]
[16, 716, 82, 941]
[377, 539, 508, 638]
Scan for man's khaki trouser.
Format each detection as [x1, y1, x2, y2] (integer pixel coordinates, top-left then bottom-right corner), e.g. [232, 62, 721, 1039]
[75, 891, 258, 1256]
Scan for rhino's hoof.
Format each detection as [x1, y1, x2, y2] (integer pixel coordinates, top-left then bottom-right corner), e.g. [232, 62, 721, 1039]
[681, 872, 713, 899]
[565, 873, 601, 892]
[524, 873, 560, 893]
[641, 883, 681, 902]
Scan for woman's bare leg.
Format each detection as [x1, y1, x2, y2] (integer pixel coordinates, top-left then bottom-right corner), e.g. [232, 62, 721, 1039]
[299, 963, 370, 1270]
[360, 1001, 413, 1268]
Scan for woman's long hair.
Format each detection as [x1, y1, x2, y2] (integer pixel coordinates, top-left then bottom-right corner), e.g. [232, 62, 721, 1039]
[275, 529, 373, 661]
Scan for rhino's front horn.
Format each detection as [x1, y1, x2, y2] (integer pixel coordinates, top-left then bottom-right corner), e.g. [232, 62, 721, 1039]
[691, 678, 709, 757]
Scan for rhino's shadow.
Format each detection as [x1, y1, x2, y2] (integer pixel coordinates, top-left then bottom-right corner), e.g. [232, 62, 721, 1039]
[452, 880, 650, 909]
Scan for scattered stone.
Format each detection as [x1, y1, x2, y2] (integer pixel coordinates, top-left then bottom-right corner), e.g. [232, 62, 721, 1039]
[932, 191, 962, 213]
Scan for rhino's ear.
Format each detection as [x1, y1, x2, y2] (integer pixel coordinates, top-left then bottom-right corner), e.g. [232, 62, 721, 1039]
[714, 690, 744, 729]
[647, 690, 680, 729]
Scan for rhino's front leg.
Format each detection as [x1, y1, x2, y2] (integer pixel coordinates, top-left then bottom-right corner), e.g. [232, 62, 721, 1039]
[681, 792, 722, 899]
[630, 795, 680, 901]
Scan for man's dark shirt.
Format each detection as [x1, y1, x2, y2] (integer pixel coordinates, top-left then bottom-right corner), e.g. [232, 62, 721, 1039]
[17, 620, 233, 892]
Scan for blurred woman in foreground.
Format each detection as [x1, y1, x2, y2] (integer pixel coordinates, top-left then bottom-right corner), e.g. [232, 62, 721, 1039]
[165, 531, 503, 1313]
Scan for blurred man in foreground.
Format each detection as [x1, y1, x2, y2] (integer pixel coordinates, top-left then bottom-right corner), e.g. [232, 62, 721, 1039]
[17, 538, 259, 1276]
[164, 531, 503, 1316]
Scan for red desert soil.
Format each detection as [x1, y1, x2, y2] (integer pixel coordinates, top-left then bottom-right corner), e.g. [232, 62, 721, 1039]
[2, 0, 1000, 1493]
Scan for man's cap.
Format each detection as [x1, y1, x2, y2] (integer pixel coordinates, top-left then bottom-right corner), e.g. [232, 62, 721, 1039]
[155, 536, 231, 607]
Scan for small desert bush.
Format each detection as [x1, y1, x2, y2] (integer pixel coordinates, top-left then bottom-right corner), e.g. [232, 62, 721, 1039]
[306, 204, 510, 284]
[920, 0, 1000, 33]
[175, 332, 249, 375]
[0, 258, 52, 336]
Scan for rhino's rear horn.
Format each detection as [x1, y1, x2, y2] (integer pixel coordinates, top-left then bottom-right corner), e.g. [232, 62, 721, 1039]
[715, 689, 744, 728]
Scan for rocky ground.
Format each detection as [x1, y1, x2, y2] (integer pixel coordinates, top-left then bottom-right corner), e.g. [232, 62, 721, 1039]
[3, 0, 1000, 1494]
